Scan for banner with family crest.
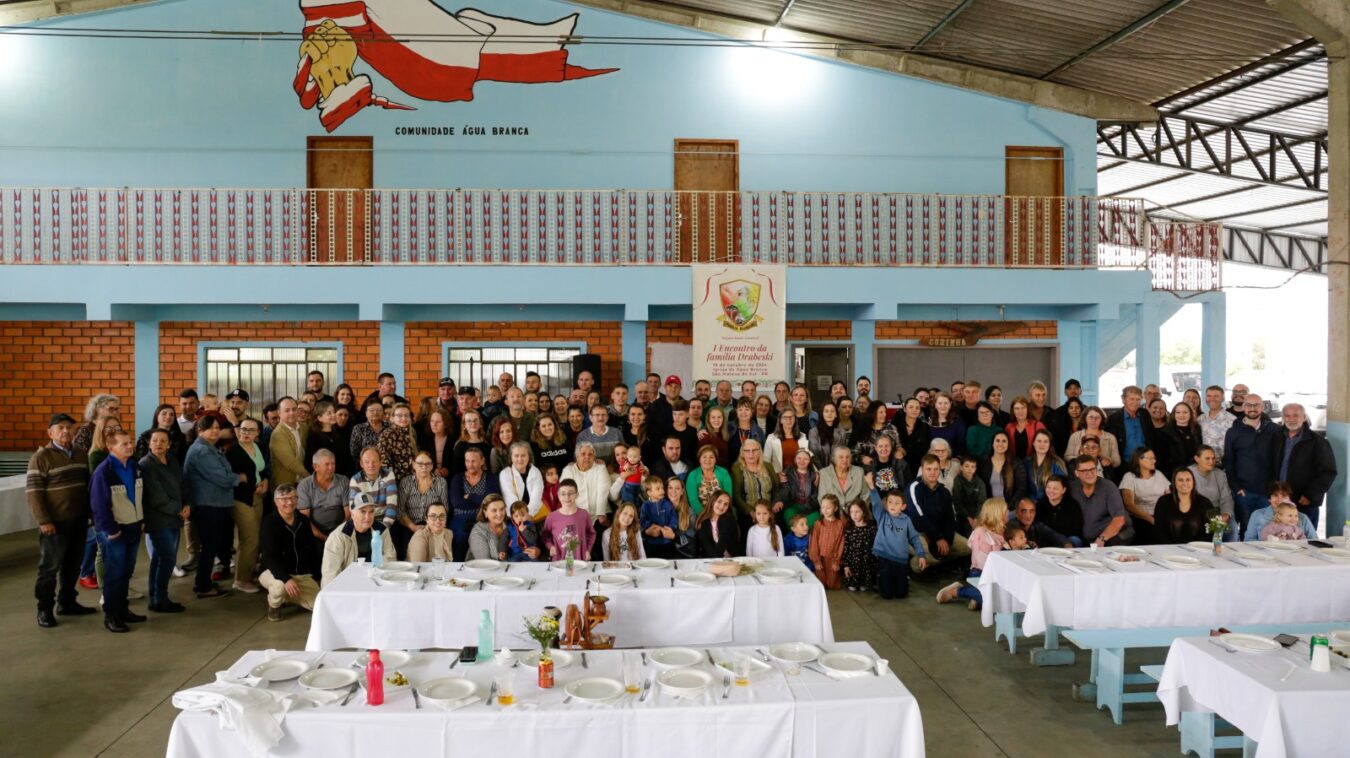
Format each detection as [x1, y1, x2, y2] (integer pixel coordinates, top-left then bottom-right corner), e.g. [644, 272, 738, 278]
[692, 265, 787, 386]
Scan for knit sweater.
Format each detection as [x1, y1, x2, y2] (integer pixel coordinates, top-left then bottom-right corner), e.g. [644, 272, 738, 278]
[26, 444, 91, 524]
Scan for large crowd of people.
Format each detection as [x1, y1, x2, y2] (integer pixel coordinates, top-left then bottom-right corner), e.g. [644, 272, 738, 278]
[27, 367, 1338, 632]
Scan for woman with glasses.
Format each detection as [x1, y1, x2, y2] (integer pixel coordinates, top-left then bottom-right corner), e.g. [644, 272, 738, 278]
[397, 452, 448, 554]
[407, 502, 454, 562]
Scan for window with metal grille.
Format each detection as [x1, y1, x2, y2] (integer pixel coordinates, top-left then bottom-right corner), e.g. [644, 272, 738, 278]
[444, 346, 581, 396]
[203, 346, 340, 407]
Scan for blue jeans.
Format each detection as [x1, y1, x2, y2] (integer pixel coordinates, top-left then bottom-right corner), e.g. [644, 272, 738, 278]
[145, 527, 181, 605]
[97, 523, 141, 619]
[1066, 536, 1085, 548]
[1299, 503, 1321, 530]
[450, 511, 477, 562]
[957, 569, 983, 607]
[81, 526, 97, 577]
[1234, 491, 1266, 539]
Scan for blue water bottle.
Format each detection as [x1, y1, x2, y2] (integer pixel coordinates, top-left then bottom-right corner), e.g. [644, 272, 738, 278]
[371, 528, 385, 568]
[477, 609, 493, 661]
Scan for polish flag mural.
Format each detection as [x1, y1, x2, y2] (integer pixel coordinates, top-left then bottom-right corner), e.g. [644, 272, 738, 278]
[295, 0, 619, 132]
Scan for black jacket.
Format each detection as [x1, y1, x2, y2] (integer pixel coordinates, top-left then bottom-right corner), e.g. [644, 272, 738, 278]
[1269, 424, 1338, 506]
[1035, 493, 1084, 545]
[978, 455, 1028, 505]
[905, 479, 957, 544]
[224, 441, 259, 504]
[259, 510, 321, 581]
[697, 511, 741, 558]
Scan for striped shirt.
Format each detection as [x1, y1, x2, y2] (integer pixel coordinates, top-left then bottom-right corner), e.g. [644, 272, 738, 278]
[26, 444, 91, 523]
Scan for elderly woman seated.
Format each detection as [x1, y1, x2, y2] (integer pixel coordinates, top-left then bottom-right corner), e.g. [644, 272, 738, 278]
[407, 502, 454, 562]
[320, 492, 395, 586]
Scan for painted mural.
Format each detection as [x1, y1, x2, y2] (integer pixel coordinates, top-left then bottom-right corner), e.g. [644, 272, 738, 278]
[295, 0, 618, 132]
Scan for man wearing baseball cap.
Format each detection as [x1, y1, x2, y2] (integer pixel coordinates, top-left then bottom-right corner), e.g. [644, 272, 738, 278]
[647, 375, 683, 439]
[320, 491, 395, 586]
[29, 412, 96, 628]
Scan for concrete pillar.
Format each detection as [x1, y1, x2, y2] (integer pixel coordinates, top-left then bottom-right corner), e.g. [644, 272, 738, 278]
[1200, 295, 1227, 391]
[1078, 321, 1100, 407]
[1136, 302, 1161, 393]
[852, 319, 875, 386]
[380, 321, 405, 388]
[1268, 0, 1348, 533]
[621, 320, 646, 388]
[134, 320, 160, 433]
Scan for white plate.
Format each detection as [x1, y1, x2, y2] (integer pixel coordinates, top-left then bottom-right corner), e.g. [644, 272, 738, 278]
[483, 575, 527, 591]
[732, 556, 764, 569]
[419, 677, 478, 705]
[248, 658, 311, 682]
[1319, 547, 1350, 562]
[435, 577, 481, 591]
[657, 668, 714, 697]
[1112, 546, 1148, 556]
[299, 667, 359, 690]
[381, 561, 415, 572]
[818, 651, 875, 675]
[379, 571, 421, 584]
[519, 649, 575, 669]
[674, 571, 717, 587]
[633, 558, 671, 570]
[552, 559, 591, 572]
[713, 655, 772, 677]
[595, 573, 633, 590]
[564, 677, 625, 703]
[758, 567, 799, 584]
[1065, 558, 1107, 572]
[356, 650, 413, 669]
[648, 647, 703, 668]
[1162, 555, 1204, 569]
[1236, 550, 1277, 563]
[1188, 541, 1217, 550]
[1329, 630, 1350, 647]
[769, 642, 822, 663]
[1260, 541, 1302, 551]
[1036, 547, 1072, 558]
[463, 559, 503, 573]
[1219, 633, 1281, 653]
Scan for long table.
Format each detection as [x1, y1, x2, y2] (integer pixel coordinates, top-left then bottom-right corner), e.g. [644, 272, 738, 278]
[979, 542, 1350, 637]
[307, 557, 834, 651]
[0, 474, 37, 536]
[1158, 635, 1350, 758]
[167, 643, 924, 758]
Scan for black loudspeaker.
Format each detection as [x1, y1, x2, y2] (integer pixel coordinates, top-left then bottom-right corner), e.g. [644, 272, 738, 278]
[571, 353, 603, 392]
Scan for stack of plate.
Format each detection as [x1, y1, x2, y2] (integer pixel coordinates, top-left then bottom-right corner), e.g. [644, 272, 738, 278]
[564, 677, 625, 704]
[248, 657, 312, 682]
[483, 575, 527, 591]
[648, 647, 702, 668]
[1161, 555, 1204, 570]
[768, 642, 821, 664]
[633, 558, 671, 570]
[1064, 558, 1108, 572]
[594, 573, 633, 590]
[1036, 547, 1072, 558]
[419, 677, 478, 710]
[674, 571, 717, 587]
[1217, 633, 1280, 653]
[298, 667, 359, 691]
[657, 668, 714, 698]
[817, 651, 875, 678]
[462, 559, 503, 574]
[758, 567, 799, 584]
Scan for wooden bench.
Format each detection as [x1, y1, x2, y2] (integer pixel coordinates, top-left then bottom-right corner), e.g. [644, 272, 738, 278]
[1139, 665, 1256, 758]
[1063, 621, 1344, 726]
[993, 611, 1074, 666]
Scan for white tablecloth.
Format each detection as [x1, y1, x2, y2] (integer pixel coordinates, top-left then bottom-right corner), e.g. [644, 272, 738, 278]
[167, 643, 924, 758]
[307, 557, 835, 651]
[0, 474, 37, 536]
[1157, 636, 1350, 758]
[979, 543, 1350, 636]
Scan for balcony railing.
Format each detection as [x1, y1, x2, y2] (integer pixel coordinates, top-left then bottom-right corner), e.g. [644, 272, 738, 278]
[0, 188, 1220, 290]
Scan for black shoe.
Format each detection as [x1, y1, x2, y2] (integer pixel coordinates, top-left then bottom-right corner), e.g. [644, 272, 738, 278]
[195, 587, 230, 600]
[151, 601, 186, 613]
[123, 611, 148, 623]
[104, 616, 129, 633]
[56, 602, 97, 616]
[37, 609, 58, 628]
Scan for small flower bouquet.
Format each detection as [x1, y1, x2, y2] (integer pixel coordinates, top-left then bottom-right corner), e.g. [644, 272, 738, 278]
[523, 613, 560, 658]
[1204, 511, 1228, 554]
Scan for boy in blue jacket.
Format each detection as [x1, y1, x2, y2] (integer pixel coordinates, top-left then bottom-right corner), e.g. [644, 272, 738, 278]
[872, 490, 927, 600]
[638, 475, 679, 559]
[506, 501, 542, 561]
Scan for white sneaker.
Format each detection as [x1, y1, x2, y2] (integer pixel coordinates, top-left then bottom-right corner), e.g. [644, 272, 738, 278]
[127, 587, 145, 600]
[935, 582, 962, 605]
[172, 565, 187, 578]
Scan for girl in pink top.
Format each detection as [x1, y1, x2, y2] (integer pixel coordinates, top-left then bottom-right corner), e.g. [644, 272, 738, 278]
[937, 498, 1008, 610]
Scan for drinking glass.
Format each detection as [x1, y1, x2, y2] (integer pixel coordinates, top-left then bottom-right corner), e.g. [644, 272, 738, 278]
[431, 556, 446, 580]
[734, 656, 752, 686]
[495, 670, 516, 706]
[623, 653, 643, 694]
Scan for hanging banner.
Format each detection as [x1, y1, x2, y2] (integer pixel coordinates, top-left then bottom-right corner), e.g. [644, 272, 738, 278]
[692, 264, 787, 386]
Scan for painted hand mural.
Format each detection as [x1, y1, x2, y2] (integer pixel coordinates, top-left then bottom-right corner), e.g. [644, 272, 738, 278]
[295, 0, 619, 132]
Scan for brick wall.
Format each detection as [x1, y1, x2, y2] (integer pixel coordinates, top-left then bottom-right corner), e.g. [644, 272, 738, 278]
[645, 320, 851, 371]
[0, 321, 135, 447]
[158, 322, 381, 405]
[875, 320, 1057, 341]
[405, 321, 623, 403]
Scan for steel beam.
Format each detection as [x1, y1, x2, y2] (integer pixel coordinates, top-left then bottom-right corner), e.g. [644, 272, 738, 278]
[1041, 0, 1193, 80]
[1222, 226, 1327, 270]
[1152, 39, 1323, 109]
[916, 0, 977, 46]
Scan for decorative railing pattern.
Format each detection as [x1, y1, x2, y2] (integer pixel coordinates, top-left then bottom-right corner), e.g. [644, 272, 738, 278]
[0, 188, 1219, 290]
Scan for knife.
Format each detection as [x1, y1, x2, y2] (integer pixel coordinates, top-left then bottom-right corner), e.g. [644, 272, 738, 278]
[670, 577, 674, 587]
[340, 682, 359, 706]
[581, 652, 588, 669]
[641, 651, 648, 666]
[449, 651, 461, 670]
[706, 649, 716, 666]
[412, 687, 422, 709]
[751, 574, 764, 585]
[504, 564, 511, 573]
[486, 682, 498, 705]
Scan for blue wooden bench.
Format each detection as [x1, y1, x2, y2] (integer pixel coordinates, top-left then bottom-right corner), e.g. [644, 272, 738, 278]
[993, 611, 1074, 666]
[1063, 621, 1345, 726]
[1140, 665, 1256, 758]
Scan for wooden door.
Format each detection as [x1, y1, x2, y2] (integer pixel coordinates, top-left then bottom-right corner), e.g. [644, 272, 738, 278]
[307, 136, 373, 263]
[674, 139, 739, 264]
[1005, 146, 1063, 266]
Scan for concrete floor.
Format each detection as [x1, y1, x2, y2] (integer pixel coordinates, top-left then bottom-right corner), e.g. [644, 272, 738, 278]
[0, 530, 1182, 757]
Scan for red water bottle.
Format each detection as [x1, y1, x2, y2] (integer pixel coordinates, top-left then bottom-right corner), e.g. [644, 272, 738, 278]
[365, 649, 384, 706]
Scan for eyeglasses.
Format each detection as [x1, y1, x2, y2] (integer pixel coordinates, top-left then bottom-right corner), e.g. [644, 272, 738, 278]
[426, 514, 447, 521]
[414, 461, 433, 467]
[274, 496, 298, 503]
[239, 427, 258, 434]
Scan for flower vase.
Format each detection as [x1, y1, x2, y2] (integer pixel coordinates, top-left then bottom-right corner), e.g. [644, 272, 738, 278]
[1212, 534, 1222, 555]
[538, 645, 555, 688]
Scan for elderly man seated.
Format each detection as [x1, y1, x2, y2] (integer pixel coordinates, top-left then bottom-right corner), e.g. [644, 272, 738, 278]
[258, 484, 321, 621]
[320, 491, 395, 586]
[1008, 497, 1073, 549]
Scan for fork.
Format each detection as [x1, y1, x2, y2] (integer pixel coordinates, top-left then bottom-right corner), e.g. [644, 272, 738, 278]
[411, 687, 422, 709]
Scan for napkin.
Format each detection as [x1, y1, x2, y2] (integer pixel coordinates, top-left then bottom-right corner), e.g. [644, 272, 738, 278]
[808, 665, 870, 681]
[285, 689, 345, 709]
[171, 672, 292, 757]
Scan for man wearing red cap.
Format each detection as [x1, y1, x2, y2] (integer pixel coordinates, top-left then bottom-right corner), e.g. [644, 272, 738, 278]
[647, 375, 683, 440]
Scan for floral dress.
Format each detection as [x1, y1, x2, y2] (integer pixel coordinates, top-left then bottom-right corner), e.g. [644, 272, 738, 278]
[841, 522, 877, 590]
[377, 425, 418, 481]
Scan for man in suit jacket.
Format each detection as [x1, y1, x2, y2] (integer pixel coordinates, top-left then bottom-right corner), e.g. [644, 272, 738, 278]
[270, 396, 309, 488]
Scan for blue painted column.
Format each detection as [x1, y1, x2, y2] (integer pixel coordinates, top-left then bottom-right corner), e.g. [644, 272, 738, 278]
[621, 320, 646, 388]
[380, 321, 405, 387]
[1136, 302, 1161, 392]
[1200, 295, 1227, 390]
[852, 319, 875, 385]
[1057, 320, 1099, 407]
[134, 320, 160, 433]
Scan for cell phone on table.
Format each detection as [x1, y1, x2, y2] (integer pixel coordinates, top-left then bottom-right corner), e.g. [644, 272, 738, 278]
[1308, 540, 1334, 548]
[458, 646, 479, 664]
[1274, 634, 1299, 648]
